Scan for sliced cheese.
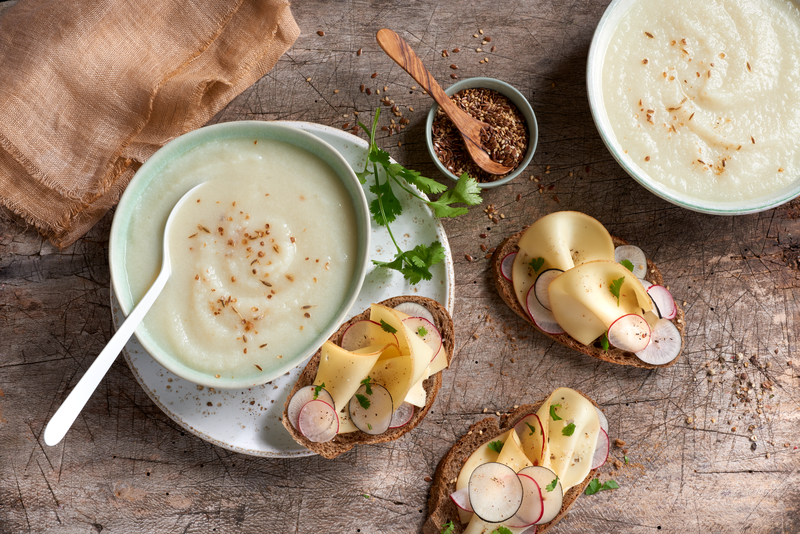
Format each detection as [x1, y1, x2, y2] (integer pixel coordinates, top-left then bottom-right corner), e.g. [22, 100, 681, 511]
[367, 344, 413, 409]
[313, 341, 383, 410]
[512, 211, 615, 312]
[403, 366, 429, 408]
[496, 428, 533, 473]
[455, 431, 505, 524]
[337, 407, 358, 434]
[518, 413, 546, 467]
[370, 304, 433, 386]
[429, 345, 449, 375]
[463, 516, 527, 534]
[548, 260, 657, 345]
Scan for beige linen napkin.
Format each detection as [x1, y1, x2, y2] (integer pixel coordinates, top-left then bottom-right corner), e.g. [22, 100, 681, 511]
[0, 0, 300, 247]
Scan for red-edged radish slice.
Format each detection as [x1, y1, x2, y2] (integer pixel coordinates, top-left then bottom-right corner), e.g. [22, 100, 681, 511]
[591, 428, 610, 469]
[518, 466, 562, 525]
[468, 462, 523, 523]
[287, 385, 335, 430]
[340, 320, 398, 351]
[640, 279, 653, 290]
[389, 402, 415, 428]
[635, 318, 682, 365]
[595, 407, 608, 435]
[526, 285, 565, 335]
[449, 487, 474, 513]
[647, 285, 676, 320]
[348, 383, 393, 435]
[393, 302, 435, 323]
[520, 526, 538, 534]
[514, 413, 545, 466]
[607, 314, 651, 352]
[298, 400, 338, 443]
[501, 252, 517, 281]
[533, 269, 563, 311]
[615, 245, 647, 279]
[505, 473, 544, 528]
[403, 316, 442, 361]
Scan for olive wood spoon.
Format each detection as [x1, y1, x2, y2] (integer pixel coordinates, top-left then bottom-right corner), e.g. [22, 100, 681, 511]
[43, 183, 205, 447]
[376, 28, 512, 175]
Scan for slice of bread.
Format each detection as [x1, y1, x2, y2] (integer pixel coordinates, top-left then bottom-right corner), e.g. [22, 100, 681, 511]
[424, 393, 601, 534]
[491, 230, 685, 369]
[281, 295, 455, 459]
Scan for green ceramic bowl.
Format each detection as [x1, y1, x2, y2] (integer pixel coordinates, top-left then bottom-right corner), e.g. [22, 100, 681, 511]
[425, 77, 538, 189]
[109, 121, 370, 388]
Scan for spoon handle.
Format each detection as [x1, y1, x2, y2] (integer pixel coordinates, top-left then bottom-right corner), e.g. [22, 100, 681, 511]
[43, 267, 171, 446]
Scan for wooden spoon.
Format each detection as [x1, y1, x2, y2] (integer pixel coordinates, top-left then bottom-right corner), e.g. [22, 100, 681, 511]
[376, 28, 512, 176]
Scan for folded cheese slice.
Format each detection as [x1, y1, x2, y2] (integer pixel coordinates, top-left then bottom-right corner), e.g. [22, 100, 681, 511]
[313, 341, 383, 410]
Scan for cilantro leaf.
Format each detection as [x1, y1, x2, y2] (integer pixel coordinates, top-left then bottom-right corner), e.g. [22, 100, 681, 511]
[313, 383, 325, 400]
[609, 276, 625, 306]
[550, 403, 563, 421]
[620, 259, 634, 272]
[374, 241, 446, 284]
[380, 319, 397, 334]
[355, 393, 371, 409]
[545, 476, 559, 492]
[368, 146, 392, 169]
[491, 527, 512, 534]
[528, 257, 545, 274]
[427, 172, 482, 218]
[585, 478, 619, 495]
[360, 376, 373, 395]
[525, 421, 537, 436]
[602, 480, 620, 491]
[624, 456, 629, 464]
[487, 440, 504, 453]
[417, 326, 428, 337]
[562, 423, 576, 436]
[367, 422, 373, 430]
[369, 180, 402, 226]
[388, 164, 447, 195]
[439, 521, 455, 534]
[600, 332, 609, 352]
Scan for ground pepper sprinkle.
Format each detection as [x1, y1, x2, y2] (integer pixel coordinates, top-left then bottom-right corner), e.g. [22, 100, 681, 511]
[431, 87, 528, 183]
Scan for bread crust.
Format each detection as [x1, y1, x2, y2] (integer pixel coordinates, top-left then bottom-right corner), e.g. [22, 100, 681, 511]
[281, 296, 455, 459]
[423, 391, 601, 534]
[491, 230, 685, 369]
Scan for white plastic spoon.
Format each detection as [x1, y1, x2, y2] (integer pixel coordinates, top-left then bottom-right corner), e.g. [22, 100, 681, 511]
[43, 183, 205, 446]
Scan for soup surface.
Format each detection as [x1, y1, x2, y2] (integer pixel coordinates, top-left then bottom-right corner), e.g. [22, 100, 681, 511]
[123, 137, 359, 379]
[603, 0, 800, 202]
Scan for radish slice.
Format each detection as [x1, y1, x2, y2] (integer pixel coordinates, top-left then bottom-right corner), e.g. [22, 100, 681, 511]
[389, 402, 415, 428]
[647, 285, 676, 320]
[615, 245, 647, 279]
[514, 413, 545, 465]
[520, 527, 537, 534]
[518, 466, 562, 525]
[635, 318, 682, 365]
[340, 320, 398, 351]
[287, 385, 335, 430]
[526, 285, 565, 335]
[449, 487, 474, 513]
[348, 383, 393, 435]
[607, 314, 651, 352]
[505, 474, 544, 528]
[403, 317, 442, 361]
[298, 400, 339, 443]
[595, 407, 608, 435]
[468, 462, 523, 523]
[592, 428, 610, 469]
[533, 269, 563, 311]
[393, 302, 435, 323]
[501, 252, 517, 281]
[640, 279, 653, 290]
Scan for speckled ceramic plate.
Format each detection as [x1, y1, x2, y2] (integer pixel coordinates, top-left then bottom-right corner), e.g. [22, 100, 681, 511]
[110, 121, 455, 457]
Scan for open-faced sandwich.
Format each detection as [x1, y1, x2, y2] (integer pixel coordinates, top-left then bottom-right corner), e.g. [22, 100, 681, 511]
[425, 387, 611, 534]
[491, 211, 684, 368]
[282, 296, 454, 459]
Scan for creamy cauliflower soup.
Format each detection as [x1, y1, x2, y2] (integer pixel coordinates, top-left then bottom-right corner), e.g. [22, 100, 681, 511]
[602, 0, 800, 202]
[122, 137, 359, 379]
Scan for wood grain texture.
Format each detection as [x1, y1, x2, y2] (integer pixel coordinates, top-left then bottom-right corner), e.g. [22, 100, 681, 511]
[2, 0, 800, 532]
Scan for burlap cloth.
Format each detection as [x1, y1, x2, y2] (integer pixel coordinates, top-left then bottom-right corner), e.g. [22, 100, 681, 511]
[0, 0, 300, 248]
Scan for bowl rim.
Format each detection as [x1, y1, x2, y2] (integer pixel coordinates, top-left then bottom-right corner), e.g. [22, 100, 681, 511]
[587, 0, 800, 215]
[425, 76, 539, 189]
[109, 120, 371, 388]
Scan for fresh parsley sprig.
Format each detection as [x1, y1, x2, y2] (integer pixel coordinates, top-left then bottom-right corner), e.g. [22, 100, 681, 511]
[529, 257, 545, 274]
[550, 404, 563, 421]
[620, 259, 634, 272]
[487, 440, 504, 453]
[562, 423, 576, 436]
[355, 393, 371, 409]
[380, 319, 397, 334]
[358, 109, 482, 283]
[610, 276, 625, 306]
[491, 527, 512, 534]
[360, 376, 373, 395]
[585, 478, 619, 495]
[545, 476, 559, 492]
[525, 421, 537, 436]
[439, 521, 455, 534]
[313, 383, 325, 400]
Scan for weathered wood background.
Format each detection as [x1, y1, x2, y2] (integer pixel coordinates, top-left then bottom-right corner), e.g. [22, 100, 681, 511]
[2, 0, 800, 532]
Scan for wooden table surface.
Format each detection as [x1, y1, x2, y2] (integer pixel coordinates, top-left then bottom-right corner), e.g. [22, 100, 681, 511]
[2, 0, 800, 532]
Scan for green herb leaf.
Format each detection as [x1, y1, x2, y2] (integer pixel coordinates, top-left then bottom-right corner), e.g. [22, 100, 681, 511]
[525, 421, 537, 436]
[624, 456, 629, 464]
[380, 319, 397, 334]
[367, 422, 373, 430]
[585, 478, 620, 495]
[417, 326, 428, 337]
[355, 393, 371, 409]
[550, 403, 563, 421]
[439, 521, 455, 534]
[528, 257, 545, 274]
[374, 241, 446, 285]
[313, 383, 325, 400]
[545, 476, 559, 492]
[602, 480, 620, 490]
[609, 276, 625, 306]
[491, 527, 513, 534]
[388, 163, 447, 195]
[360, 376, 373, 395]
[620, 259, 634, 272]
[487, 440, 504, 453]
[562, 423, 576, 436]
[369, 180, 402, 226]
[600, 332, 609, 352]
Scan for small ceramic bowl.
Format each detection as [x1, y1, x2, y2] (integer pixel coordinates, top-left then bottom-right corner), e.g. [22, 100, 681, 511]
[587, 0, 800, 215]
[425, 77, 538, 189]
[109, 121, 371, 388]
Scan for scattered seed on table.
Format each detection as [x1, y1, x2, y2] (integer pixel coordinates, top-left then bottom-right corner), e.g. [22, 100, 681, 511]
[306, 77, 311, 82]
[366, 87, 372, 95]
[491, 45, 497, 52]
[479, 29, 484, 34]
[453, 48, 461, 53]
[334, 89, 339, 94]
[360, 84, 365, 92]
[371, 72, 377, 78]
[442, 50, 449, 57]
[450, 64, 459, 69]
[357, 48, 362, 56]
[485, 36, 492, 42]
[465, 254, 474, 261]
[317, 30, 325, 36]
[476, 48, 482, 52]
[473, 33, 479, 38]
[451, 73, 459, 79]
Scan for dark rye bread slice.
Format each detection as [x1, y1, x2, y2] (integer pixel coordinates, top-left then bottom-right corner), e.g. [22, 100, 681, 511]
[282, 296, 454, 459]
[491, 230, 685, 369]
[423, 393, 601, 534]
